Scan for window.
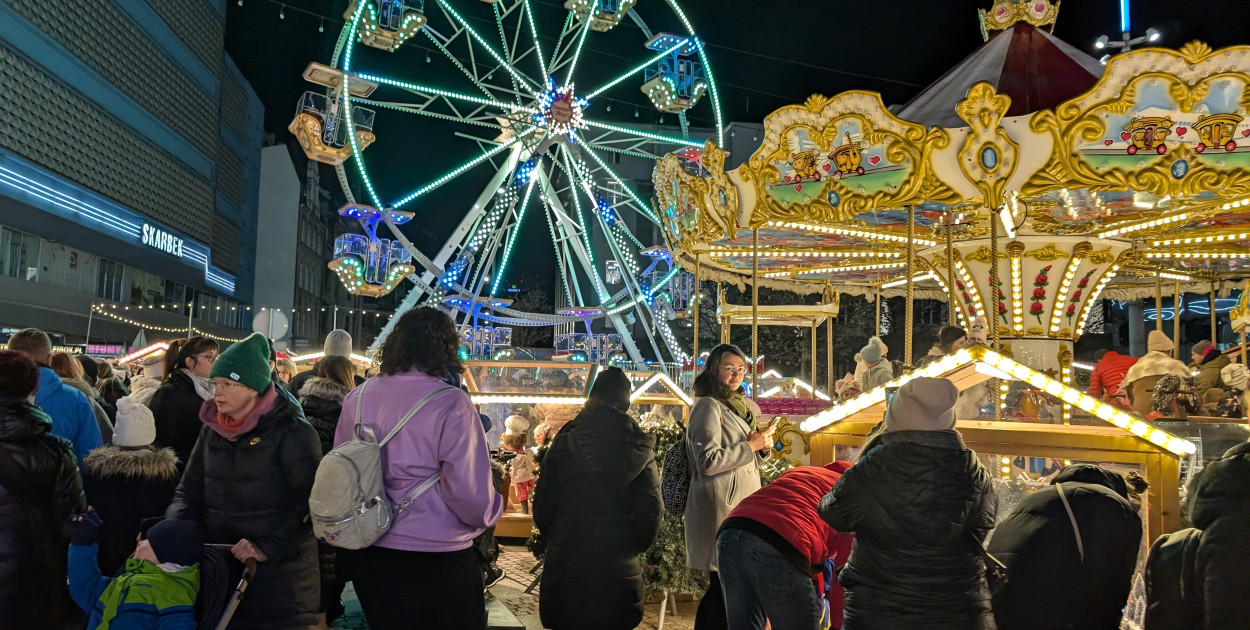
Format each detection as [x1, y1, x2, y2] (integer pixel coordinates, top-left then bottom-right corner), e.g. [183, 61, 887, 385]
[1, 227, 41, 281]
[96, 258, 125, 301]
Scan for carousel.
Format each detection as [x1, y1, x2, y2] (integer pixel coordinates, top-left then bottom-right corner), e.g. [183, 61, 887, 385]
[653, 0, 1250, 539]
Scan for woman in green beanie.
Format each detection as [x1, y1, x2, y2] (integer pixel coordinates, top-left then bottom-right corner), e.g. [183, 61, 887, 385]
[166, 333, 324, 629]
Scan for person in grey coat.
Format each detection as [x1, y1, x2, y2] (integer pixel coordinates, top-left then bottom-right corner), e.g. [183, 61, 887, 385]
[858, 337, 893, 393]
[685, 344, 776, 630]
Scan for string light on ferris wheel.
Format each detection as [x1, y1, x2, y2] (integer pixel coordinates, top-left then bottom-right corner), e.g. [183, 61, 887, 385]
[535, 78, 589, 139]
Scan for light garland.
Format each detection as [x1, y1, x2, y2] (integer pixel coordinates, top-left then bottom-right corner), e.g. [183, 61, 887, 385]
[91, 306, 250, 343]
[1075, 264, 1118, 336]
[288, 351, 373, 365]
[1010, 255, 1024, 333]
[1049, 257, 1085, 335]
[881, 272, 936, 289]
[629, 372, 693, 405]
[1157, 271, 1194, 282]
[764, 220, 938, 247]
[713, 249, 902, 259]
[1097, 211, 1189, 238]
[954, 260, 985, 319]
[1145, 251, 1250, 259]
[1152, 231, 1250, 247]
[799, 346, 1196, 456]
[118, 342, 170, 364]
[587, 37, 689, 99]
[470, 394, 587, 405]
[763, 262, 903, 278]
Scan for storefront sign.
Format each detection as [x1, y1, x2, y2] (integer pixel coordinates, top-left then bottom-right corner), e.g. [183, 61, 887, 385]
[141, 224, 184, 257]
[51, 344, 83, 355]
[86, 344, 127, 356]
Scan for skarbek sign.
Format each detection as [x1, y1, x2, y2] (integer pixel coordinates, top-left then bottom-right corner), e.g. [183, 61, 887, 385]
[141, 224, 184, 257]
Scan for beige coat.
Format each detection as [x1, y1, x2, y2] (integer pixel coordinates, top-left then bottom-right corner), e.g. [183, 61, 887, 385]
[683, 396, 766, 571]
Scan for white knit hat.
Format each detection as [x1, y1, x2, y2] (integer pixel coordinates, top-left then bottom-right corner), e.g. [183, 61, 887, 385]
[113, 396, 156, 447]
[504, 415, 530, 435]
[323, 329, 353, 357]
[883, 377, 959, 433]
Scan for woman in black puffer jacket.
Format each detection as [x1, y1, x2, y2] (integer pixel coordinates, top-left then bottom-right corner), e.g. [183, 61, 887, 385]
[297, 354, 356, 623]
[819, 377, 997, 630]
[533, 367, 663, 630]
[0, 350, 86, 630]
[988, 464, 1147, 630]
[166, 334, 322, 629]
[149, 337, 219, 467]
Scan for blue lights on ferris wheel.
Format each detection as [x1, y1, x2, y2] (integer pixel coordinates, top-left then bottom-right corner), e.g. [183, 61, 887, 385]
[515, 158, 539, 186]
[597, 197, 617, 226]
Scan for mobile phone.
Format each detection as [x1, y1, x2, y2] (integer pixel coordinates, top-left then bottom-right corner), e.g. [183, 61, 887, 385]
[762, 416, 781, 431]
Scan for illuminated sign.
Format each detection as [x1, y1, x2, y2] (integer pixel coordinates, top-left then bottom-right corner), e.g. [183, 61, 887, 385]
[51, 345, 83, 355]
[142, 224, 184, 257]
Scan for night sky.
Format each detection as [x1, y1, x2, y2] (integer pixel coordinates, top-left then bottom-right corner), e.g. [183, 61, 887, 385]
[224, 0, 1250, 292]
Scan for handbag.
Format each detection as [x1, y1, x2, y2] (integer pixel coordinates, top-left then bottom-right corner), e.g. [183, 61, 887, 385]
[1055, 482, 1085, 563]
[968, 530, 1008, 595]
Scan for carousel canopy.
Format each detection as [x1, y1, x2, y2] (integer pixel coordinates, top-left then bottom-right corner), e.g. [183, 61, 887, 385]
[898, 23, 1105, 129]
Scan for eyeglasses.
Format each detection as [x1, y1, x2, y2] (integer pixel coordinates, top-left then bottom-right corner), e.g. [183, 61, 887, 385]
[719, 366, 748, 376]
[211, 379, 245, 390]
[195, 352, 219, 363]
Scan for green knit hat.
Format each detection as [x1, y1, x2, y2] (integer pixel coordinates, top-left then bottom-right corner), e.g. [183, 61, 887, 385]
[210, 333, 273, 393]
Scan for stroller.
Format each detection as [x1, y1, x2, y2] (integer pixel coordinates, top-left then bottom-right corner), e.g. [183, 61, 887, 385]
[138, 518, 258, 630]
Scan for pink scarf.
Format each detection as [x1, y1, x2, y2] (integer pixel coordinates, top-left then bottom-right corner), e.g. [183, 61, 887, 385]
[199, 385, 279, 441]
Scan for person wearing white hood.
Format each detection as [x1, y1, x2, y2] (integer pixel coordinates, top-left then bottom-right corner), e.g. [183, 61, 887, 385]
[128, 354, 165, 408]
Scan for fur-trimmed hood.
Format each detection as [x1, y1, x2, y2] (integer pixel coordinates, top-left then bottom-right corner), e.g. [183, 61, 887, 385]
[298, 377, 350, 404]
[83, 445, 180, 482]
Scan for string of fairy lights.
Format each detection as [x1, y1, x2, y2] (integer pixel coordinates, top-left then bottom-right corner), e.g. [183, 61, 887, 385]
[89, 302, 396, 343]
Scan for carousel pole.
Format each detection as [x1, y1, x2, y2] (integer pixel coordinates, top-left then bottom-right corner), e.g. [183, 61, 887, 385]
[827, 310, 834, 396]
[692, 256, 701, 364]
[1155, 273, 1164, 332]
[1174, 281, 1182, 356]
[875, 288, 882, 337]
[989, 207, 1002, 422]
[752, 228, 760, 401]
[811, 320, 818, 387]
[1210, 281, 1218, 345]
[1243, 281, 1248, 364]
[905, 205, 915, 367]
[946, 224, 957, 325]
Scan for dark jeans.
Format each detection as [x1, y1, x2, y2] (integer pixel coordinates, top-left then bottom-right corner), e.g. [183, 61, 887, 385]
[717, 528, 824, 630]
[694, 571, 728, 630]
[348, 545, 486, 630]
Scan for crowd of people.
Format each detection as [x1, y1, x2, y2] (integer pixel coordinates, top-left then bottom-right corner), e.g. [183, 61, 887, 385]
[3, 313, 1250, 630]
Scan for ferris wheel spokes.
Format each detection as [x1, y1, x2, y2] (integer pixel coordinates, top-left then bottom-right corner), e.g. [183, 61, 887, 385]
[432, 0, 544, 97]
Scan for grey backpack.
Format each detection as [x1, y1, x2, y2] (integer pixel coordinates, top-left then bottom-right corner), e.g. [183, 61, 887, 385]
[310, 380, 454, 549]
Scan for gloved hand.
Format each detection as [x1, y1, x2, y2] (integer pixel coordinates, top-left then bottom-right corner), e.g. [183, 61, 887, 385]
[70, 508, 103, 546]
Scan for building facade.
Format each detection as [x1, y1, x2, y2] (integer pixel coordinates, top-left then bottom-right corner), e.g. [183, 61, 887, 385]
[0, 0, 262, 351]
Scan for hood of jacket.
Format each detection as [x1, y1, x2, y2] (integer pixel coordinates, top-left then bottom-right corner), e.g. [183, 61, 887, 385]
[298, 377, 350, 404]
[1200, 352, 1231, 372]
[83, 445, 179, 482]
[1189, 441, 1250, 527]
[129, 376, 161, 393]
[1053, 463, 1128, 499]
[563, 401, 656, 487]
[0, 400, 53, 442]
[35, 367, 71, 407]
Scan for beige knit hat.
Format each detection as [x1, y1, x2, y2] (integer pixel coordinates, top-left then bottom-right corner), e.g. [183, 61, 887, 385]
[1147, 330, 1173, 352]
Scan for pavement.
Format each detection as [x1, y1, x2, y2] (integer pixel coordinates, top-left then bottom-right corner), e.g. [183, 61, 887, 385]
[331, 542, 699, 630]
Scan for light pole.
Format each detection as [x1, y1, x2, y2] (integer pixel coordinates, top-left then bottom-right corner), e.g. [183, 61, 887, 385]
[1094, 0, 1160, 63]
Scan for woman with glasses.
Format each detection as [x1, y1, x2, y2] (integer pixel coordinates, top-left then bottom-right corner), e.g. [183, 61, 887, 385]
[149, 336, 218, 467]
[166, 333, 323, 629]
[686, 344, 777, 630]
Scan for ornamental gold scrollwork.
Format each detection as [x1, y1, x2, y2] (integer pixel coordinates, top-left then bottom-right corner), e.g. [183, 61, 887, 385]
[964, 246, 1008, 263]
[1023, 243, 1070, 261]
[955, 83, 1021, 208]
[1089, 247, 1116, 264]
[979, 0, 1059, 36]
[771, 417, 811, 459]
[653, 149, 734, 246]
[1023, 42, 1250, 201]
[739, 90, 938, 226]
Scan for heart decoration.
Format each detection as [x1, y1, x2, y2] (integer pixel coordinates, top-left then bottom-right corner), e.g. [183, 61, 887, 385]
[1243, 129, 1250, 137]
[1104, 139, 1114, 146]
[784, 175, 793, 183]
[793, 184, 803, 192]
[868, 155, 882, 166]
[1176, 127, 1187, 136]
[822, 164, 832, 172]
[1121, 132, 1132, 141]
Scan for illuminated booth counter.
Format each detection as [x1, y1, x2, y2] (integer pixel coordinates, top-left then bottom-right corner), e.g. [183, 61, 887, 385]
[801, 346, 1195, 542]
[462, 362, 691, 537]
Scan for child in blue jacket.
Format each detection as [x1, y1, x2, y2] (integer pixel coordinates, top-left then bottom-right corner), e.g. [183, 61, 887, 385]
[68, 509, 202, 629]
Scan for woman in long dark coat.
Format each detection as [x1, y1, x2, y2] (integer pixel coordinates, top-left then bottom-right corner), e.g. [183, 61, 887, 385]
[0, 350, 86, 630]
[166, 333, 322, 629]
[819, 377, 997, 630]
[533, 367, 663, 630]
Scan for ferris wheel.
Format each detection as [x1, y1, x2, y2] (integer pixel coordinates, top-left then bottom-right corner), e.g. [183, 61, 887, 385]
[292, 0, 722, 364]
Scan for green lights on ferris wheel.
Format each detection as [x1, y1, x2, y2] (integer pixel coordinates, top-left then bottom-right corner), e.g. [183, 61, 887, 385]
[491, 177, 538, 296]
[523, 0, 549, 79]
[433, 0, 541, 97]
[586, 38, 689, 100]
[583, 120, 702, 148]
[358, 73, 540, 114]
[574, 135, 661, 224]
[392, 130, 535, 209]
[566, 0, 599, 87]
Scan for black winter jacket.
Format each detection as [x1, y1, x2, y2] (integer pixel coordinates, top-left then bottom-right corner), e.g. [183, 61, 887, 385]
[987, 464, 1141, 630]
[533, 401, 663, 630]
[297, 377, 350, 455]
[819, 430, 997, 630]
[166, 386, 323, 629]
[1187, 440, 1250, 629]
[0, 400, 86, 630]
[149, 370, 210, 466]
[82, 445, 180, 577]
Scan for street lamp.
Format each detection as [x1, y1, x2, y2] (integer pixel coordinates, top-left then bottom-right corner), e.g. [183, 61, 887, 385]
[1095, 0, 1160, 62]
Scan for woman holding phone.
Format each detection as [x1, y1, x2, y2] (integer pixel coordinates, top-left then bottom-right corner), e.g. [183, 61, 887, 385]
[685, 344, 777, 630]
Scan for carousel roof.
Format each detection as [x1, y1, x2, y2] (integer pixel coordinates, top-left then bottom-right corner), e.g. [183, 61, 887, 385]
[898, 23, 1105, 128]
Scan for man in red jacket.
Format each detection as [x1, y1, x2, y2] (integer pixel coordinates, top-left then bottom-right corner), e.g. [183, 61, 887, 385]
[715, 461, 854, 630]
[1088, 348, 1137, 410]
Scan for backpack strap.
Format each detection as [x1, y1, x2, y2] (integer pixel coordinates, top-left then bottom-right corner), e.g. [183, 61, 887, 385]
[1055, 482, 1085, 563]
[352, 378, 374, 442]
[382, 386, 456, 514]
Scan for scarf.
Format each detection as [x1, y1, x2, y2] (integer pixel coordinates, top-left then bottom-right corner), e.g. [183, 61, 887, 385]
[199, 385, 279, 441]
[724, 391, 755, 427]
[182, 369, 215, 401]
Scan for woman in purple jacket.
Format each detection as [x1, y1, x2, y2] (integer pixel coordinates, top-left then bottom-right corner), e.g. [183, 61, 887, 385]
[334, 307, 504, 630]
